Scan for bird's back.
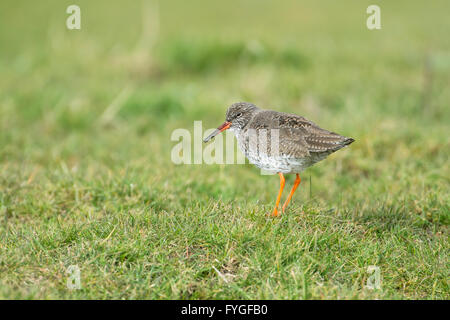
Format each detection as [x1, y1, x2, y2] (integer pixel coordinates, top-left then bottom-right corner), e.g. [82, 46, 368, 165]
[237, 109, 354, 173]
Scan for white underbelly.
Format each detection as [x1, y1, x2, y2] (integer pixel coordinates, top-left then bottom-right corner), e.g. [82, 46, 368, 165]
[245, 151, 311, 173]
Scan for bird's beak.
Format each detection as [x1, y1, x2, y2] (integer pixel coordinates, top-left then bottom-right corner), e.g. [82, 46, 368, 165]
[203, 121, 232, 143]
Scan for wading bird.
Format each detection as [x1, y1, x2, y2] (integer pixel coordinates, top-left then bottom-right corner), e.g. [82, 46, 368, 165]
[203, 102, 354, 217]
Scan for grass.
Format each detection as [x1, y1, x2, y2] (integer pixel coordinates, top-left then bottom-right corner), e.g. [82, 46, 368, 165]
[0, 0, 449, 299]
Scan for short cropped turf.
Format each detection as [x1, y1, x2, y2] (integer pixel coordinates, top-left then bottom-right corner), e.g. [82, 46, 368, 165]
[0, 0, 449, 299]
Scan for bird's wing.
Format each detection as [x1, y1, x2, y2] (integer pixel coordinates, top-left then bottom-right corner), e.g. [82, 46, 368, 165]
[246, 111, 309, 157]
[248, 111, 353, 157]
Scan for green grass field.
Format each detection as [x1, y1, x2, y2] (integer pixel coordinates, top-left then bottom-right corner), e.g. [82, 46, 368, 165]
[0, 0, 449, 299]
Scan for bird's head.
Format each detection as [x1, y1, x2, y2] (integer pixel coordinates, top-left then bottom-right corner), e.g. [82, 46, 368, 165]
[203, 102, 259, 142]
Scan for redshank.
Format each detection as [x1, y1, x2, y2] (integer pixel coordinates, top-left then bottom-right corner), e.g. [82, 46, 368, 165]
[203, 102, 354, 216]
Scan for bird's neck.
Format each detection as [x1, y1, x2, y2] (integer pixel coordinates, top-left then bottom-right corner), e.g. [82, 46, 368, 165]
[229, 127, 241, 136]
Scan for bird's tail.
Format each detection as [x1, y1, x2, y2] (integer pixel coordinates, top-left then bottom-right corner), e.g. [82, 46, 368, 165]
[342, 137, 355, 146]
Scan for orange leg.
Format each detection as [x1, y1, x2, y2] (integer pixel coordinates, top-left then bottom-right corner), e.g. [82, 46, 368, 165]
[272, 172, 285, 217]
[282, 174, 301, 213]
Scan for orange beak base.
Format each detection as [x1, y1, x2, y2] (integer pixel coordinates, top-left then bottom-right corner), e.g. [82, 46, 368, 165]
[203, 121, 232, 142]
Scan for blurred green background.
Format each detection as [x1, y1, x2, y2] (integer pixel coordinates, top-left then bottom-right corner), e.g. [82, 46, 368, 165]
[0, 0, 449, 299]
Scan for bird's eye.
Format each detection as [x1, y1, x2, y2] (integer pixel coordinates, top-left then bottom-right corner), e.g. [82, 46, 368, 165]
[236, 113, 242, 118]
